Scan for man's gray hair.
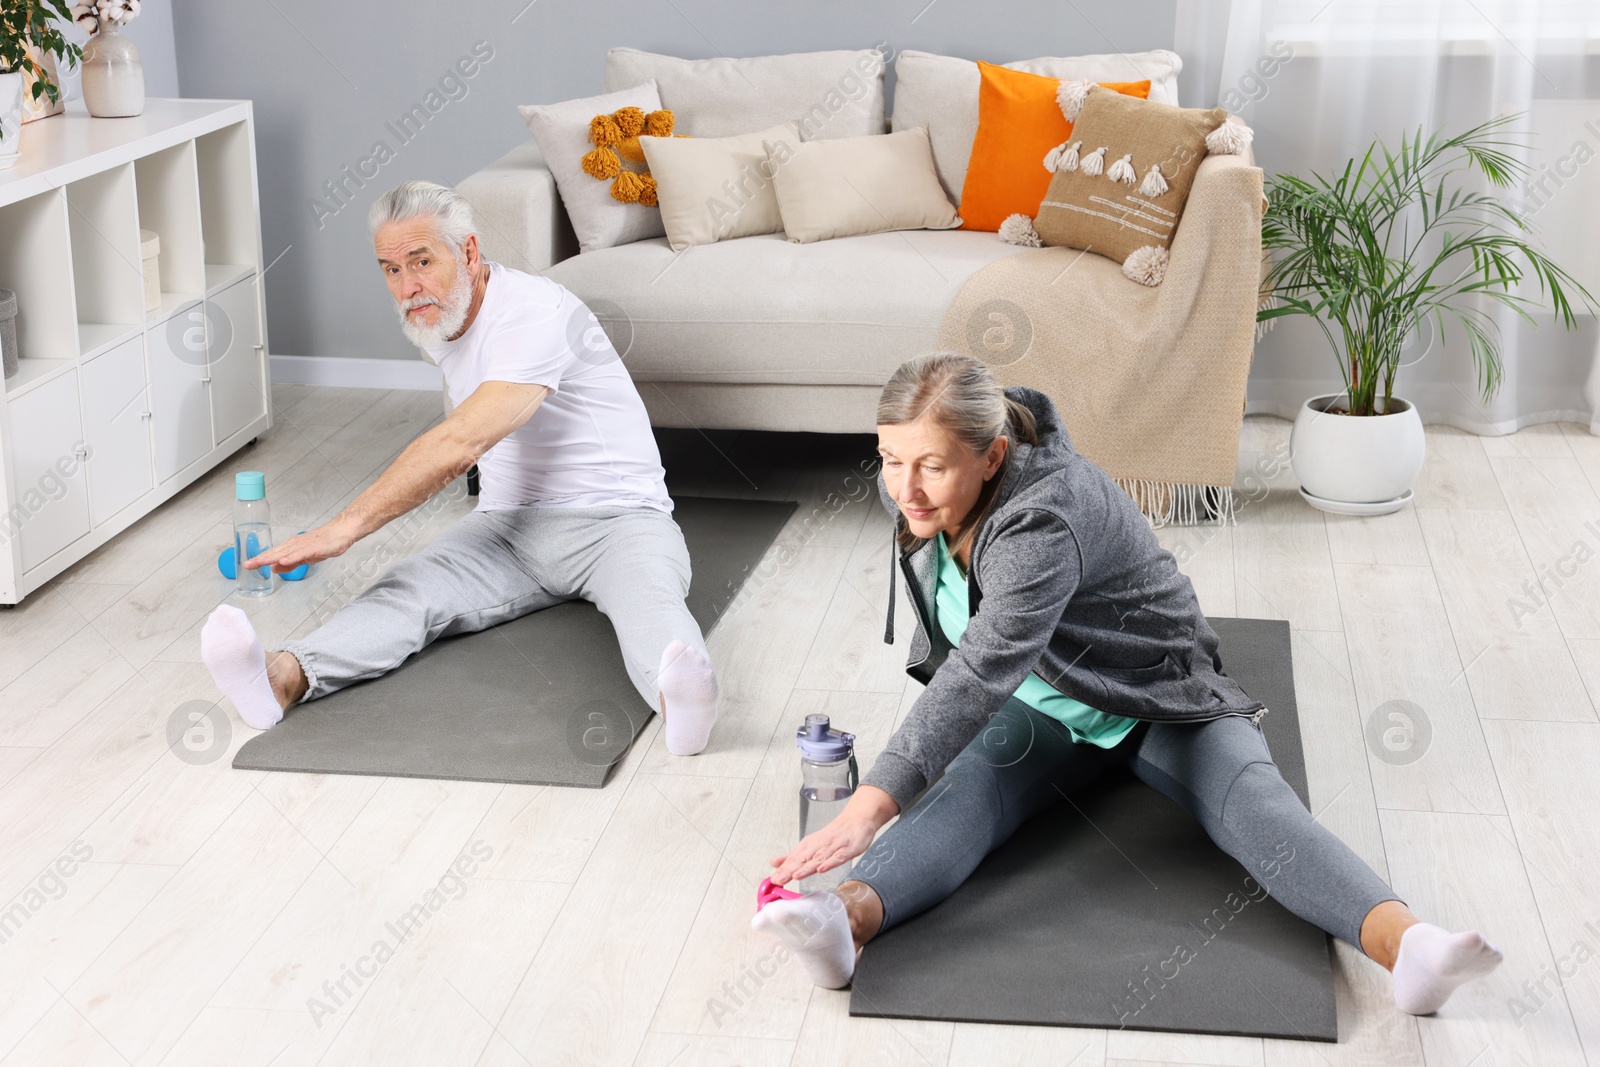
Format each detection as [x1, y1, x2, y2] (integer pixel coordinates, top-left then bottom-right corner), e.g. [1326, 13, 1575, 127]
[368, 179, 477, 257]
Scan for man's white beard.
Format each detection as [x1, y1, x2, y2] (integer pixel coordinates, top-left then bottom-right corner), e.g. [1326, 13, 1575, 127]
[397, 263, 475, 349]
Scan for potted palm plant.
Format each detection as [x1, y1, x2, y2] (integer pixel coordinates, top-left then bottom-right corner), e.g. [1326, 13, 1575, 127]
[0, 1, 81, 169]
[1260, 114, 1597, 514]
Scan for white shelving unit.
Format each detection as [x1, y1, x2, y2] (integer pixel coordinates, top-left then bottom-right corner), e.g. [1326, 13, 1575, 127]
[0, 99, 271, 603]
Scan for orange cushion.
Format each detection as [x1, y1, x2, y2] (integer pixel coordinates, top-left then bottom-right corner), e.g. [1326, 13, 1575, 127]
[959, 62, 1151, 232]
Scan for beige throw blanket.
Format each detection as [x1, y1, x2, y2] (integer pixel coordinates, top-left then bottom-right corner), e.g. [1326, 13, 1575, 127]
[936, 153, 1266, 527]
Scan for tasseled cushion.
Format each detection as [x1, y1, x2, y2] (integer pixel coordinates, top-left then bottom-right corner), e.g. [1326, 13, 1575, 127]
[998, 213, 1044, 247]
[1121, 245, 1170, 286]
[1031, 85, 1241, 287]
[1105, 152, 1136, 185]
[1205, 114, 1254, 155]
[1138, 162, 1168, 197]
[1056, 79, 1092, 122]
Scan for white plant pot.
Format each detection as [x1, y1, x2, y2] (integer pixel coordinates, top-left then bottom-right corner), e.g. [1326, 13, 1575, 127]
[1290, 393, 1425, 514]
[0, 71, 23, 171]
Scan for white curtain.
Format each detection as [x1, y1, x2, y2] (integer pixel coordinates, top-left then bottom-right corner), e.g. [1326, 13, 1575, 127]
[1177, 0, 1600, 434]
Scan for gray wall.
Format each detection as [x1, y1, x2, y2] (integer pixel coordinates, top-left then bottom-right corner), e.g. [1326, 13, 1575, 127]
[171, 0, 1177, 360]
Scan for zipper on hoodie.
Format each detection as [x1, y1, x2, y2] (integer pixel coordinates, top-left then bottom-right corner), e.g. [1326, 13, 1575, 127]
[897, 551, 936, 650]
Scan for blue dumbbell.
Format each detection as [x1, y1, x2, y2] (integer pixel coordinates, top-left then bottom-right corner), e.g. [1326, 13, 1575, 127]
[219, 531, 310, 581]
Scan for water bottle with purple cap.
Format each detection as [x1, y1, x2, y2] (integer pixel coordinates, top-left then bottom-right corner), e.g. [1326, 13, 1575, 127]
[795, 713, 858, 892]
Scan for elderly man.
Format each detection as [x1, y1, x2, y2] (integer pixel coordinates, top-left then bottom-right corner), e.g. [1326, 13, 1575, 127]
[200, 179, 719, 756]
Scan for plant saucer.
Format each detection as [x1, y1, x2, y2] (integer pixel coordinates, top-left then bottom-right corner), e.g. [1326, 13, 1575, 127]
[1297, 487, 1414, 516]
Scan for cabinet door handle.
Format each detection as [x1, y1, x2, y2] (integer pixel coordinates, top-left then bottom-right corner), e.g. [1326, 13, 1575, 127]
[201, 376, 212, 384]
[139, 411, 152, 419]
[73, 444, 88, 459]
[253, 344, 265, 352]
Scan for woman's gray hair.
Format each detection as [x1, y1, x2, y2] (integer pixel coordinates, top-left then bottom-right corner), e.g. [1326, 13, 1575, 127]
[368, 179, 477, 257]
[878, 353, 1040, 552]
[877, 352, 1038, 454]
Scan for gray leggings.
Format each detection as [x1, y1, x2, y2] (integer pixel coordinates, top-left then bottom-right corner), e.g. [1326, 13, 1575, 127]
[849, 697, 1401, 950]
[279, 504, 707, 710]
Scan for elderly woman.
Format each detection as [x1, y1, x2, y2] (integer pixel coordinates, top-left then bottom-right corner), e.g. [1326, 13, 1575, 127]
[753, 353, 1502, 1017]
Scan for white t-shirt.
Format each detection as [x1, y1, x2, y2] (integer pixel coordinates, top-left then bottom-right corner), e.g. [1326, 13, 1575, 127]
[424, 263, 671, 513]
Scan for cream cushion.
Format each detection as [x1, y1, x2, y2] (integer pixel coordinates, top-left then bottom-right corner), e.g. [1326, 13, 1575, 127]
[765, 125, 960, 243]
[517, 83, 666, 254]
[640, 123, 802, 251]
[604, 47, 887, 140]
[891, 49, 1183, 204]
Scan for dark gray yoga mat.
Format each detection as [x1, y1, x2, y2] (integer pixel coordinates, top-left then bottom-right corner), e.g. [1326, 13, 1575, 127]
[233, 497, 796, 788]
[850, 617, 1338, 1042]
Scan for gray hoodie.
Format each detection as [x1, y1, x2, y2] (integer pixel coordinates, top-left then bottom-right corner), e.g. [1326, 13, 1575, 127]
[862, 386, 1265, 811]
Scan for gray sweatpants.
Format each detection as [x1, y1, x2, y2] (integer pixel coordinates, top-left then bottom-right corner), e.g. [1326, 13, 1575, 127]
[278, 504, 707, 710]
[849, 697, 1401, 950]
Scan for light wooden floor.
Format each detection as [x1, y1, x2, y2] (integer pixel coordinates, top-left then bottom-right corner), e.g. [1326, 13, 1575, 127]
[2, 381, 1598, 1067]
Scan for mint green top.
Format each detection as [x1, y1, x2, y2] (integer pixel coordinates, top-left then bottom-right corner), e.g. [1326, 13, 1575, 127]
[935, 533, 1139, 749]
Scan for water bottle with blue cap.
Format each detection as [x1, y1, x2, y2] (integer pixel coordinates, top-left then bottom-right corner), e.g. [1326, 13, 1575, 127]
[795, 713, 858, 892]
[233, 472, 273, 597]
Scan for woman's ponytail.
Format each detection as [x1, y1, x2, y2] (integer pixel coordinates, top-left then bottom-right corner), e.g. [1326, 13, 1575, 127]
[1003, 395, 1039, 448]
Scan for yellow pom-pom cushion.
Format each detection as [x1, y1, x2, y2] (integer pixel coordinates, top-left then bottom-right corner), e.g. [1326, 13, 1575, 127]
[518, 85, 669, 252]
[580, 147, 621, 180]
[583, 106, 678, 204]
[614, 107, 646, 138]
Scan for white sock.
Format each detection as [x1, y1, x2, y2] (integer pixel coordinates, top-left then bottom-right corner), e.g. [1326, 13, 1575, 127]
[656, 639, 718, 756]
[1391, 922, 1504, 1015]
[751, 892, 856, 989]
[201, 605, 284, 730]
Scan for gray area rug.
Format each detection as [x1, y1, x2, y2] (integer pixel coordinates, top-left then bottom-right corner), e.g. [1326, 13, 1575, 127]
[234, 497, 796, 787]
[850, 617, 1338, 1042]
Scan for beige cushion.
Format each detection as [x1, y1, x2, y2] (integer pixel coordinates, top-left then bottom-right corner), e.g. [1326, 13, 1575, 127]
[604, 47, 886, 139]
[517, 83, 666, 254]
[891, 49, 1183, 205]
[765, 125, 960, 243]
[640, 123, 802, 251]
[1033, 87, 1228, 266]
[542, 230, 1029, 385]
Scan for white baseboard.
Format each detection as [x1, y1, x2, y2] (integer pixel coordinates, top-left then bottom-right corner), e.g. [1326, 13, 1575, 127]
[271, 354, 442, 391]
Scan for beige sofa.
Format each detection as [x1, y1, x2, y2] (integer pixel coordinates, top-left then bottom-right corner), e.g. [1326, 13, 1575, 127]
[458, 47, 1263, 434]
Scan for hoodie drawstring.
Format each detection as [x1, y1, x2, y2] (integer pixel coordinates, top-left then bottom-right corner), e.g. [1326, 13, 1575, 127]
[884, 532, 896, 645]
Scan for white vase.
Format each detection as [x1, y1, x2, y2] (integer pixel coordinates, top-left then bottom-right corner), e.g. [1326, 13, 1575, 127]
[0, 71, 23, 170]
[1290, 393, 1426, 513]
[81, 24, 145, 118]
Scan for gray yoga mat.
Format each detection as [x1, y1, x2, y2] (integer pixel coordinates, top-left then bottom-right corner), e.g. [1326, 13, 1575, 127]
[850, 617, 1338, 1042]
[233, 497, 796, 788]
